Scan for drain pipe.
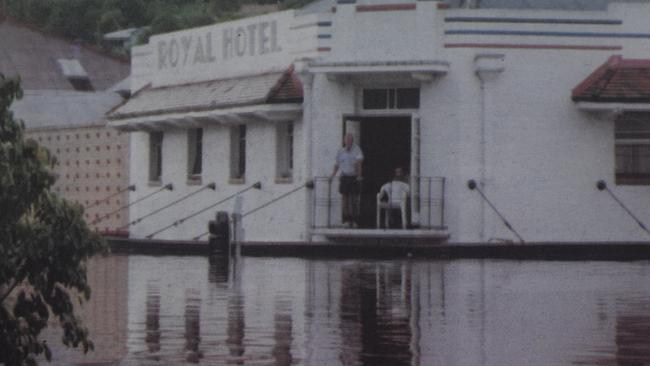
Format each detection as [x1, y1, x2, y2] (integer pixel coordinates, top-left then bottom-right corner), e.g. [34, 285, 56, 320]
[597, 180, 650, 236]
[296, 59, 315, 242]
[473, 54, 504, 242]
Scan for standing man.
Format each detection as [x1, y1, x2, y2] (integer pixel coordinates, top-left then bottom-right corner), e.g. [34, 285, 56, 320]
[331, 133, 364, 228]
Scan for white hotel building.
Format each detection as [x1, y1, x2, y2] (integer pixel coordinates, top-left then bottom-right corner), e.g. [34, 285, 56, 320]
[109, 0, 650, 244]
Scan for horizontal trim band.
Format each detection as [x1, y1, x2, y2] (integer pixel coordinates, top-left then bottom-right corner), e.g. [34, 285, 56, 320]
[357, 3, 416, 12]
[444, 16, 622, 25]
[446, 29, 650, 39]
[289, 21, 333, 31]
[445, 43, 622, 51]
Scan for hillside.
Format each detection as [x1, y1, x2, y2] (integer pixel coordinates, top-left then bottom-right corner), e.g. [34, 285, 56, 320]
[3, 0, 315, 54]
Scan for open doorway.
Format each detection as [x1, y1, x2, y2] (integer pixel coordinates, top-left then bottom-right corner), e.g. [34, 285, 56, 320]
[345, 116, 411, 228]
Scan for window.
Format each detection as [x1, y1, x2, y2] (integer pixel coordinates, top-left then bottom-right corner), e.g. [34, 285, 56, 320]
[149, 131, 163, 182]
[362, 88, 420, 110]
[57, 59, 94, 91]
[230, 125, 246, 181]
[616, 112, 650, 185]
[187, 128, 203, 181]
[276, 121, 294, 181]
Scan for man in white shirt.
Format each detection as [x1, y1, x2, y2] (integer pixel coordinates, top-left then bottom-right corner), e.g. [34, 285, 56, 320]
[330, 133, 364, 228]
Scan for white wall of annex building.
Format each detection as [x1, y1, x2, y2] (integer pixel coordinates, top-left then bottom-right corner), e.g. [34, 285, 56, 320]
[444, 48, 650, 243]
[312, 2, 650, 243]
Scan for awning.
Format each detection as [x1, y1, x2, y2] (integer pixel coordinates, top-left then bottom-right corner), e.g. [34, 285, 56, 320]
[308, 60, 450, 82]
[107, 66, 303, 130]
[572, 55, 650, 112]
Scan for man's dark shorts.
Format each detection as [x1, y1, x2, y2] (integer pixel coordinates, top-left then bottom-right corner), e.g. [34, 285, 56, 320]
[339, 175, 360, 194]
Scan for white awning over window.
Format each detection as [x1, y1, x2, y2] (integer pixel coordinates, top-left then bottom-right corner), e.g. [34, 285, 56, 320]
[108, 68, 303, 131]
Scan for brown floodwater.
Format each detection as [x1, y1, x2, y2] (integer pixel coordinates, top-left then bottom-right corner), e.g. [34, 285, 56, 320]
[41, 254, 650, 365]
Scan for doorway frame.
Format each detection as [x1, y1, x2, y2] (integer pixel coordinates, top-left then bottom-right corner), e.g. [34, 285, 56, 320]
[342, 112, 421, 227]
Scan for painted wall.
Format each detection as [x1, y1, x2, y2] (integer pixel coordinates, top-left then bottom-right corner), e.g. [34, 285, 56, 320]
[310, 1, 650, 243]
[128, 118, 306, 242]
[438, 4, 650, 242]
[122, 1, 650, 243]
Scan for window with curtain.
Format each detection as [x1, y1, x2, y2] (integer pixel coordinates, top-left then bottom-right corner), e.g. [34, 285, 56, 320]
[616, 112, 650, 185]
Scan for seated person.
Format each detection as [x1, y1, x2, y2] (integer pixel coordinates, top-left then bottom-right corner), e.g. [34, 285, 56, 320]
[377, 167, 410, 228]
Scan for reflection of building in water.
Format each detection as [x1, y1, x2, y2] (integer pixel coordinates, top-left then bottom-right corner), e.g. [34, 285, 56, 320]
[580, 301, 650, 365]
[305, 262, 423, 366]
[273, 299, 294, 366]
[44, 255, 130, 365]
[340, 263, 415, 366]
[83, 255, 650, 365]
[184, 289, 202, 363]
[83, 255, 130, 362]
[208, 253, 230, 284]
[144, 282, 161, 356]
[226, 283, 246, 359]
[616, 311, 650, 364]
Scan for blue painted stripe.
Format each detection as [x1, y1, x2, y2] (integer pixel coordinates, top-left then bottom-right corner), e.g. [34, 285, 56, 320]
[337, 0, 356, 3]
[445, 29, 650, 39]
[317, 34, 332, 39]
[317, 21, 333, 27]
[444, 16, 622, 25]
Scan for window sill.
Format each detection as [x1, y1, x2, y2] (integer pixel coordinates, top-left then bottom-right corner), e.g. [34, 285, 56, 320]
[275, 177, 293, 184]
[229, 177, 246, 185]
[187, 175, 202, 186]
[148, 180, 162, 187]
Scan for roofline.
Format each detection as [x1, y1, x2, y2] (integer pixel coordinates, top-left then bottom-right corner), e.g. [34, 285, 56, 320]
[144, 69, 290, 92]
[105, 83, 151, 117]
[571, 54, 620, 99]
[108, 103, 303, 131]
[25, 121, 108, 132]
[1, 17, 129, 64]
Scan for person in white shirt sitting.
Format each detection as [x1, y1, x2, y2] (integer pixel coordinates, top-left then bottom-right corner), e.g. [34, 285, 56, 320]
[377, 167, 410, 229]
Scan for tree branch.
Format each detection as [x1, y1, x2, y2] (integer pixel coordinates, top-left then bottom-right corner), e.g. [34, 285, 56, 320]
[0, 278, 20, 303]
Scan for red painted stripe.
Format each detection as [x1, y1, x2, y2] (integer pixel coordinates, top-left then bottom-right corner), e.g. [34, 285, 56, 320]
[356, 3, 416, 12]
[444, 43, 622, 51]
[317, 47, 332, 52]
[437, 3, 450, 9]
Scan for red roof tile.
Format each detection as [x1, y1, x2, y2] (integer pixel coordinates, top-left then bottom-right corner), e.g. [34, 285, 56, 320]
[267, 65, 304, 103]
[572, 55, 650, 103]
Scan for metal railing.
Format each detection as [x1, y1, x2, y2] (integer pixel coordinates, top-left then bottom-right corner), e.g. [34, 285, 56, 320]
[311, 176, 446, 230]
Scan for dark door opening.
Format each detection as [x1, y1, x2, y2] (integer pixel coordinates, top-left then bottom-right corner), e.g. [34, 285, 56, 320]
[353, 116, 411, 228]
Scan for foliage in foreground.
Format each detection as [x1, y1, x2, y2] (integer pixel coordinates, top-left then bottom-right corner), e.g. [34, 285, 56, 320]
[0, 75, 107, 366]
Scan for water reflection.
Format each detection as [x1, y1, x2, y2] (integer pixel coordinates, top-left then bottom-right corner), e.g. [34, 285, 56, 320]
[43, 255, 650, 365]
[144, 282, 161, 356]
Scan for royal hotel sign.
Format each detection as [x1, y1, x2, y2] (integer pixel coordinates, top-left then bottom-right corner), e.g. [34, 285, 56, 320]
[150, 10, 295, 86]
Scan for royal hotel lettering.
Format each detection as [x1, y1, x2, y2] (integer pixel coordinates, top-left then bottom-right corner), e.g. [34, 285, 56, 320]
[158, 20, 282, 69]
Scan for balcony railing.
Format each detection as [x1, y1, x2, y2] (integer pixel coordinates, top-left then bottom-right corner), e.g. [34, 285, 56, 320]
[311, 176, 446, 230]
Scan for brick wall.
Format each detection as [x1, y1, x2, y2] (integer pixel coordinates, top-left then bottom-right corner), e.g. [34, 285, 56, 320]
[27, 124, 130, 235]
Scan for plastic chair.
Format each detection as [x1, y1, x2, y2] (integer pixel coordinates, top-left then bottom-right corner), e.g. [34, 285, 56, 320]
[376, 181, 409, 229]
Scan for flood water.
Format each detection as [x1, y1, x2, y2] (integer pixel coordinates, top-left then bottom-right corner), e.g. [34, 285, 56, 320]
[43, 254, 650, 365]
